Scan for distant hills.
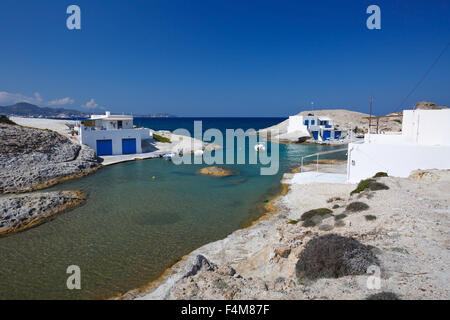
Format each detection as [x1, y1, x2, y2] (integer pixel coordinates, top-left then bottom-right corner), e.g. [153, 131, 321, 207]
[0, 102, 89, 118]
[136, 113, 177, 118]
[0, 102, 176, 119]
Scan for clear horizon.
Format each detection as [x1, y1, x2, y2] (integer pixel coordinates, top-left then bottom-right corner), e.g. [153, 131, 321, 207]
[1, 0, 449, 116]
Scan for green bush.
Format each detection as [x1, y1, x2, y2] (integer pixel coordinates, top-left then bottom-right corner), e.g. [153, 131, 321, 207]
[373, 172, 388, 178]
[346, 202, 370, 212]
[351, 178, 389, 195]
[288, 220, 299, 225]
[365, 215, 377, 221]
[153, 133, 171, 143]
[301, 208, 333, 221]
[301, 208, 333, 228]
[351, 178, 374, 195]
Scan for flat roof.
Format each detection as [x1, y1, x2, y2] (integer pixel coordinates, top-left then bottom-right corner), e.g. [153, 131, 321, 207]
[90, 115, 133, 121]
[101, 116, 133, 121]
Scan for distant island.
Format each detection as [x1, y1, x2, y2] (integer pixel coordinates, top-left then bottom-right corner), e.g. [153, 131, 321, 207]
[136, 113, 177, 118]
[0, 102, 176, 119]
[0, 102, 90, 119]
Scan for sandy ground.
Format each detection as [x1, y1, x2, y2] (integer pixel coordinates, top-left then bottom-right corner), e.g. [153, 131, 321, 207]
[125, 167, 450, 300]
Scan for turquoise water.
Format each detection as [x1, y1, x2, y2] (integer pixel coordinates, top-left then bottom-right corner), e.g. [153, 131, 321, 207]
[0, 118, 346, 299]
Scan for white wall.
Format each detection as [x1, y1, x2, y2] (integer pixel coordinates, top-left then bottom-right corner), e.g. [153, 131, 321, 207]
[402, 109, 450, 146]
[364, 133, 404, 144]
[347, 142, 450, 183]
[95, 119, 133, 130]
[80, 127, 150, 155]
[287, 116, 308, 133]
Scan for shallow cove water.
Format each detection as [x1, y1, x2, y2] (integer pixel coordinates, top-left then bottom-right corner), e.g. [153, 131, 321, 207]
[0, 118, 346, 299]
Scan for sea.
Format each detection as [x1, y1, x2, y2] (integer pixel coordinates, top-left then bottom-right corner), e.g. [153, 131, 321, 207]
[0, 117, 346, 299]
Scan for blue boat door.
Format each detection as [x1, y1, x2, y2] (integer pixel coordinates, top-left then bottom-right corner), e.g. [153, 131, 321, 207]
[323, 130, 332, 140]
[96, 140, 113, 156]
[312, 131, 319, 140]
[122, 138, 137, 154]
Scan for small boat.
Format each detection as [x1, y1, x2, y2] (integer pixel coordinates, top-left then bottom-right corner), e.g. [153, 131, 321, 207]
[254, 144, 266, 152]
[163, 152, 175, 160]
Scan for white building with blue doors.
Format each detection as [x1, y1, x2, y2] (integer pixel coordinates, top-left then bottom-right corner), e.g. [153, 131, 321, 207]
[78, 111, 151, 156]
[287, 114, 342, 141]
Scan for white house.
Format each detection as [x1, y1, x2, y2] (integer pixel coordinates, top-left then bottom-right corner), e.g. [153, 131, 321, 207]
[288, 114, 342, 141]
[78, 111, 151, 156]
[347, 109, 450, 183]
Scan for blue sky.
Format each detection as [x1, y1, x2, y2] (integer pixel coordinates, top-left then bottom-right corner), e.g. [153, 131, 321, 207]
[0, 0, 449, 116]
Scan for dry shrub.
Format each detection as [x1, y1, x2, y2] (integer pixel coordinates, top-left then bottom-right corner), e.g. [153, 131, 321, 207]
[295, 234, 380, 280]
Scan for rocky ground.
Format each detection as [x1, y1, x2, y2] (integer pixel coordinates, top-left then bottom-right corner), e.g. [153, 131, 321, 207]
[0, 123, 99, 193]
[127, 169, 449, 300]
[0, 191, 85, 237]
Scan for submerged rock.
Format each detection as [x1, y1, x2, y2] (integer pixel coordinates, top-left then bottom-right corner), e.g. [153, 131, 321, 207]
[197, 166, 237, 177]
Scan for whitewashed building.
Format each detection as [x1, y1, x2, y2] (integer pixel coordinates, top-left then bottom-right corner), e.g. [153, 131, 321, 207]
[78, 112, 151, 156]
[347, 109, 450, 183]
[288, 114, 342, 141]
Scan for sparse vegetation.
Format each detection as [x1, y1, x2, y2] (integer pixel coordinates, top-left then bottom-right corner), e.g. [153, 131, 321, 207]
[295, 234, 380, 280]
[351, 178, 389, 195]
[318, 224, 333, 231]
[366, 292, 400, 300]
[0, 116, 16, 126]
[365, 215, 377, 221]
[153, 133, 171, 143]
[346, 202, 370, 212]
[335, 213, 347, 220]
[350, 178, 374, 195]
[391, 247, 409, 255]
[301, 208, 333, 228]
[373, 172, 388, 178]
[332, 204, 340, 209]
[301, 208, 333, 221]
[335, 220, 346, 227]
[327, 197, 342, 203]
[368, 181, 389, 191]
[288, 220, 298, 225]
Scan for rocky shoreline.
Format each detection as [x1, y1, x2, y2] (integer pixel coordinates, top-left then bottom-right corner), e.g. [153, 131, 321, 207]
[0, 123, 99, 193]
[0, 121, 98, 237]
[124, 169, 449, 300]
[0, 191, 85, 237]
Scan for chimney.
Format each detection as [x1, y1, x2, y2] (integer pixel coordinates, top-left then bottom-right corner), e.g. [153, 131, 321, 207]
[106, 111, 111, 117]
